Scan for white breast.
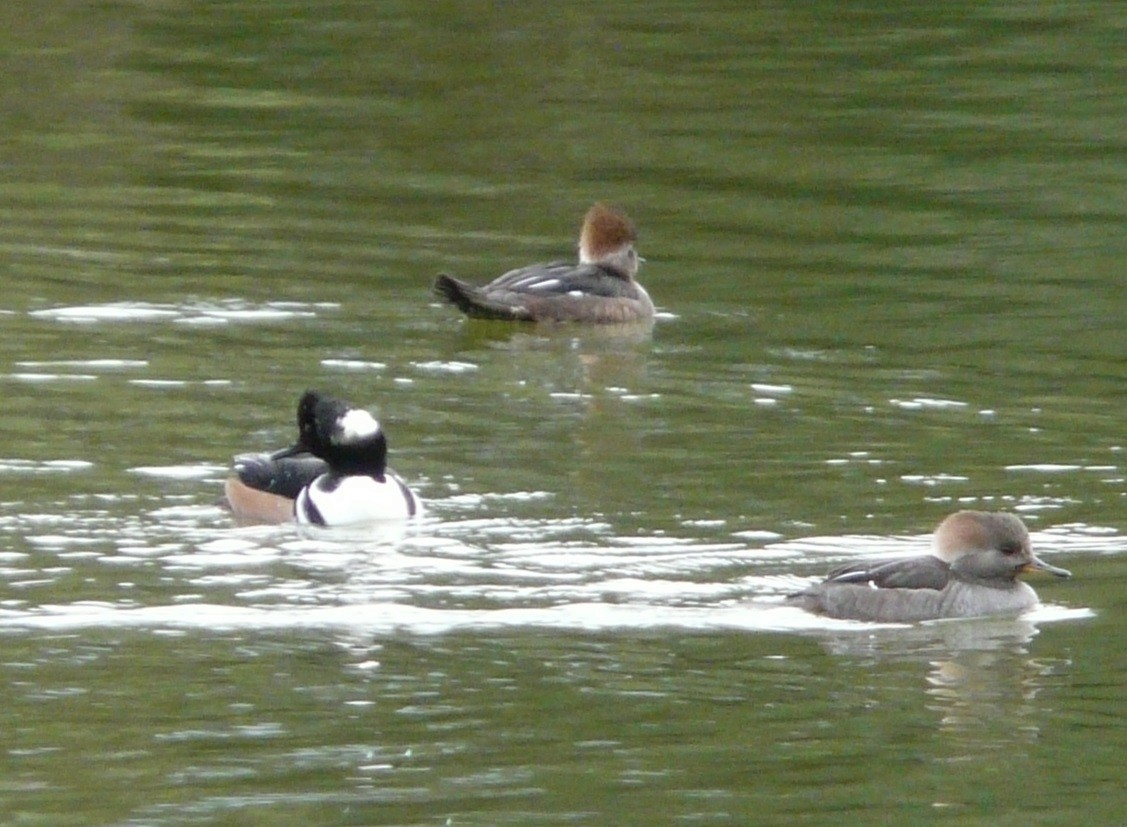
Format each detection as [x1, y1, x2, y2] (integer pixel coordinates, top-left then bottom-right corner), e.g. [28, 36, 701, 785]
[296, 474, 420, 526]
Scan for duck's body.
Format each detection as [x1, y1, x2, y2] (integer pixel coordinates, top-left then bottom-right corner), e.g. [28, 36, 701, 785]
[786, 511, 1071, 622]
[434, 203, 653, 323]
[224, 451, 325, 524]
[223, 391, 421, 527]
[295, 471, 418, 526]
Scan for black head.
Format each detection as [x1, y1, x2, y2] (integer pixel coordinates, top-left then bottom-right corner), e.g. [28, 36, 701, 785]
[279, 390, 389, 479]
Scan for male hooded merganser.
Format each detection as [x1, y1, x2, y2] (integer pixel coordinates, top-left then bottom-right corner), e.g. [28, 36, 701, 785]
[786, 511, 1071, 623]
[224, 449, 326, 525]
[223, 391, 421, 526]
[433, 203, 654, 323]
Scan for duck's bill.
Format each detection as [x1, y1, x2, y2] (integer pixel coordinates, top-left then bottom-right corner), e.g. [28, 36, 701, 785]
[1021, 556, 1072, 578]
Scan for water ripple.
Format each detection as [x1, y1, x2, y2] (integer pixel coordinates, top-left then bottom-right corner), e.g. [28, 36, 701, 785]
[0, 497, 1112, 637]
[28, 300, 334, 325]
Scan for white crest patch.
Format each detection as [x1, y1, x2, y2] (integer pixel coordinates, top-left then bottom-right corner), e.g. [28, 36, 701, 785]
[335, 408, 380, 444]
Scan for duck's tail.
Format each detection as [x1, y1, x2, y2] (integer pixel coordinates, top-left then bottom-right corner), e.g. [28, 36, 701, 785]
[433, 275, 529, 321]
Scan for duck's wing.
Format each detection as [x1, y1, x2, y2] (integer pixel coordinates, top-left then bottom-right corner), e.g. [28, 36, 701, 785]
[825, 554, 952, 591]
[435, 260, 651, 322]
[485, 262, 635, 297]
[231, 451, 327, 499]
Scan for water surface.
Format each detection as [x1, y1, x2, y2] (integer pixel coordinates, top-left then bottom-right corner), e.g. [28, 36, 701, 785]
[1, 0, 1126, 823]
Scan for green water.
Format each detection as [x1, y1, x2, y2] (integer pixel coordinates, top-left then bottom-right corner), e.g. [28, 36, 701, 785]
[1, 1, 1125, 824]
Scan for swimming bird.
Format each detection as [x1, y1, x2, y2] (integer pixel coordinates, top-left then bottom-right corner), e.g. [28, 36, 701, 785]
[433, 203, 654, 323]
[224, 390, 420, 526]
[786, 511, 1071, 622]
[224, 448, 326, 525]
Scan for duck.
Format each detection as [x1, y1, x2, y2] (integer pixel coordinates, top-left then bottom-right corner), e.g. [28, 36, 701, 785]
[224, 448, 326, 525]
[223, 390, 421, 526]
[433, 203, 654, 323]
[785, 510, 1071, 622]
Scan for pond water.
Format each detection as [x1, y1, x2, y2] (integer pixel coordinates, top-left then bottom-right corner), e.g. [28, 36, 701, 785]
[1, 1, 1125, 824]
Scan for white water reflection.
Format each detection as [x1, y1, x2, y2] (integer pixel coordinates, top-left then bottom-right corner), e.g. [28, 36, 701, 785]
[0, 495, 1106, 637]
[129, 464, 228, 480]
[15, 359, 149, 369]
[0, 591, 1093, 637]
[9, 372, 98, 383]
[0, 459, 95, 474]
[320, 359, 388, 372]
[28, 300, 335, 325]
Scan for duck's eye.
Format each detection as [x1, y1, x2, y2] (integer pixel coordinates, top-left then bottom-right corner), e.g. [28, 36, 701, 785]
[999, 542, 1023, 556]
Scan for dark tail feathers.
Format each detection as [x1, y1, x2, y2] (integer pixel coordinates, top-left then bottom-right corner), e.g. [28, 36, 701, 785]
[433, 274, 527, 320]
[433, 274, 480, 315]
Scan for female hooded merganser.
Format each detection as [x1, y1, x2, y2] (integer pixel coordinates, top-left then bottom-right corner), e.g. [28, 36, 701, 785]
[223, 390, 421, 526]
[433, 203, 654, 323]
[786, 511, 1071, 623]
